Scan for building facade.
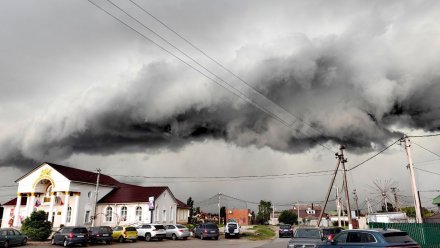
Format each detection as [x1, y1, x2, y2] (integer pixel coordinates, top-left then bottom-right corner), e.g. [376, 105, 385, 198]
[1, 162, 189, 228]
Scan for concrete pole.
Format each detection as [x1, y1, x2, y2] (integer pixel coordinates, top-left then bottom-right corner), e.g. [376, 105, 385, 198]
[92, 169, 101, 227]
[403, 135, 423, 223]
[316, 156, 341, 227]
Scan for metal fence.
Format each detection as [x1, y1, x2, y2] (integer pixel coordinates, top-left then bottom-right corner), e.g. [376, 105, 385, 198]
[369, 222, 440, 248]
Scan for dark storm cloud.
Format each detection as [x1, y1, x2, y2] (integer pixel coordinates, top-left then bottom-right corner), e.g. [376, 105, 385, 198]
[1, 0, 439, 169]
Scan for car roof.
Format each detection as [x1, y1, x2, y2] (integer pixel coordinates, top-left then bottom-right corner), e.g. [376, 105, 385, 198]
[341, 228, 403, 234]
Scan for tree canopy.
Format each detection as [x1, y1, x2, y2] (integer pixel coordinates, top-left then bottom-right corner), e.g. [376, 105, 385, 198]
[278, 210, 298, 225]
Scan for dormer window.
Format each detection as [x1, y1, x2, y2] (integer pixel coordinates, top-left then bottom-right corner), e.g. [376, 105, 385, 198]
[306, 208, 315, 214]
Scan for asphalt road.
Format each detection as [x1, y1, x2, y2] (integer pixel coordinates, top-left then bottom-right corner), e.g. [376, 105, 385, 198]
[29, 236, 290, 248]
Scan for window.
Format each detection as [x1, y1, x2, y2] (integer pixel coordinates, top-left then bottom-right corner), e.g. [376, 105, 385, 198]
[85, 210, 91, 223]
[66, 207, 72, 223]
[335, 232, 348, 243]
[347, 232, 376, 243]
[120, 206, 127, 221]
[105, 207, 113, 222]
[170, 206, 173, 221]
[135, 206, 142, 221]
[162, 210, 167, 222]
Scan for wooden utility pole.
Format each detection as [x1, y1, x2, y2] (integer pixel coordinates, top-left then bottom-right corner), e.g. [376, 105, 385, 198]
[403, 135, 423, 223]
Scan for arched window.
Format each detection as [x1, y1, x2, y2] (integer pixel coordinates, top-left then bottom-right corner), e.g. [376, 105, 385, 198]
[66, 207, 72, 223]
[120, 206, 127, 221]
[105, 207, 113, 222]
[135, 206, 142, 222]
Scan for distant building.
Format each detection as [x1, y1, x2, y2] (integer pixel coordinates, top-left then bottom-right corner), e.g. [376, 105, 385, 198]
[226, 208, 251, 226]
[1, 162, 189, 228]
[433, 195, 440, 212]
[293, 204, 326, 226]
[367, 212, 408, 223]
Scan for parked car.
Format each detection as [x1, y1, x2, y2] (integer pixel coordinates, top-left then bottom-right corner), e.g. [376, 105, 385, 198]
[279, 224, 293, 238]
[193, 223, 219, 240]
[165, 224, 190, 240]
[136, 224, 166, 242]
[287, 227, 325, 248]
[224, 222, 240, 239]
[51, 227, 89, 247]
[321, 227, 343, 241]
[112, 226, 137, 243]
[87, 226, 113, 244]
[317, 229, 420, 248]
[0, 228, 28, 248]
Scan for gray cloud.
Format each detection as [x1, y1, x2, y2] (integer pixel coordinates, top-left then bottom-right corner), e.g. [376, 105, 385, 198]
[1, 0, 439, 171]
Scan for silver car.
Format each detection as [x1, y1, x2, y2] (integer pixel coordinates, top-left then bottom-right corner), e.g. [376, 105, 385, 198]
[165, 224, 190, 240]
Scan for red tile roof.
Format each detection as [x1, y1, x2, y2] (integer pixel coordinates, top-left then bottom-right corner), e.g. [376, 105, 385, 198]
[46, 163, 120, 187]
[2, 196, 28, 206]
[98, 183, 168, 204]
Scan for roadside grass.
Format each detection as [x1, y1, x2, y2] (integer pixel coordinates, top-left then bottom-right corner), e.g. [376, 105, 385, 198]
[241, 225, 275, 240]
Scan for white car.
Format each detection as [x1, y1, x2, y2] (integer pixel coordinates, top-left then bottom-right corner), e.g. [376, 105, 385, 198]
[136, 224, 166, 242]
[224, 222, 240, 238]
[165, 224, 191, 240]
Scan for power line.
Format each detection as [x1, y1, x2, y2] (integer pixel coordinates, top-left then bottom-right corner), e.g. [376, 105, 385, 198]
[414, 167, 440, 176]
[88, 0, 336, 154]
[412, 142, 440, 159]
[347, 138, 401, 171]
[128, 0, 324, 138]
[109, 170, 334, 180]
[408, 133, 440, 138]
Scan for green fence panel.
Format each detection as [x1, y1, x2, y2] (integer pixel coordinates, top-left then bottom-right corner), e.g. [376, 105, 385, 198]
[369, 222, 440, 248]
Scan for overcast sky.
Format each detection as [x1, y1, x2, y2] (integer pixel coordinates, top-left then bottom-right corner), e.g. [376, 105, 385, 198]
[1, 0, 439, 213]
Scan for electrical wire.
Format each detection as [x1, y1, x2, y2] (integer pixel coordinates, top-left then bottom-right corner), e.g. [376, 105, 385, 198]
[347, 138, 401, 171]
[412, 142, 440, 159]
[128, 0, 325, 139]
[408, 133, 440, 138]
[414, 167, 440, 176]
[87, 0, 337, 154]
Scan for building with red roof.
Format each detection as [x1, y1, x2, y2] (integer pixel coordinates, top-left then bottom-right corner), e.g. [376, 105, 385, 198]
[1, 162, 189, 228]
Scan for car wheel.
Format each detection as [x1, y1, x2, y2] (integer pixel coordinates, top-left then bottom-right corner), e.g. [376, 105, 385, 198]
[4, 241, 9, 248]
[145, 233, 151, 242]
[118, 236, 124, 243]
[171, 234, 177, 241]
[22, 238, 28, 246]
[105, 240, 112, 245]
[158, 238, 163, 241]
[63, 239, 68, 247]
[183, 237, 188, 240]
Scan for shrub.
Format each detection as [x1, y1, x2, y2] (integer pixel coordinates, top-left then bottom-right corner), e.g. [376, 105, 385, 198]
[21, 210, 52, 241]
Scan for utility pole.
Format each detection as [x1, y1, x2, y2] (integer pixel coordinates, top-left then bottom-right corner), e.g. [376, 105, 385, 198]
[317, 152, 342, 227]
[403, 135, 423, 223]
[218, 192, 221, 225]
[353, 189, 359, 218]
[92, 168, 101, 227]
[391, 187, 399, 211]
[334, 186, 341, 227]
[340, 145, 353, 229]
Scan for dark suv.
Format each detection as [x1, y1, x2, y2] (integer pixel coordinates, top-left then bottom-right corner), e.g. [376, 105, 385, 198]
[88, 226, 113, 244]
[51, 227, 89, 247]
[193, 223, 219, 240]
[279, 224, 293, 238]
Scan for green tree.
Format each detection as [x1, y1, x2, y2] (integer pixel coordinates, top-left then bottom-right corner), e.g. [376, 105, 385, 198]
[278, 210, 298, 225]
[256, 200, 272, 224]
[401, 206, 434, 218]
[187, 197, 194, 224]
[21, 210, 52, 241]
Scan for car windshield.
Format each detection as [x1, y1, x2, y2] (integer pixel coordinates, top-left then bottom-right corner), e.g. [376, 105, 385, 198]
[383, 232, 415, 243]
[73, 228, 88, 233]
[125, 227, 136, 232]
[280, 225, 291, 229]
[154, 225, 165, 230]
[294, 229, 321, 239]
[205, 224, 218, 229]
[227, 223, 238, 228]
[176, 225, 186, 229]
[99, 227, 112, 232]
